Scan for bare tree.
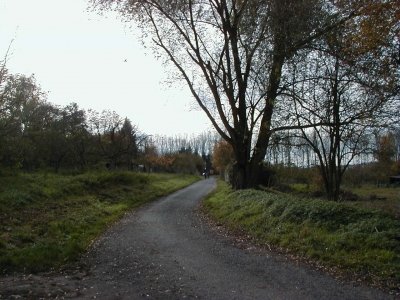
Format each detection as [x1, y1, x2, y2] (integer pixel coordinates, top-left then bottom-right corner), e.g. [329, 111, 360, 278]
[0, 40, 13, 90]
[285, 22, 399, 200]
[0, 41, 12, 138]
[92, 0, 361, 188]
[88, 109, 129, 168]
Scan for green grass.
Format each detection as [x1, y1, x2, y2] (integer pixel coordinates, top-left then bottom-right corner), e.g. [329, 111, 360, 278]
[0, 171, 199, 273]
[345, 185, 400, 218]
[203, 180, 400, 290]
[288, 182, 400, 218]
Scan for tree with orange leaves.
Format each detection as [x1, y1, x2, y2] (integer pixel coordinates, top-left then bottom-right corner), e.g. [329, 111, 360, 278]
[212, 140, 234, 179]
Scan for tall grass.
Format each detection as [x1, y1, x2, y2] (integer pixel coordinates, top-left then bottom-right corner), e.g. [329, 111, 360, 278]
[203, 181, 400, 290]
[0, 171, 199, 273]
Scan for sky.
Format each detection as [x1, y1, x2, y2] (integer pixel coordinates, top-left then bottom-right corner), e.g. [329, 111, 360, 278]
[0, 0, 212, 136]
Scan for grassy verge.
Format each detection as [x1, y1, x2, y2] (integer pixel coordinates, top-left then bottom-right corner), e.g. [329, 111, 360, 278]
[203, 180, 400, 291]
[0, 171, 199, 274]
[345, 185, 400, 218]
[289, 183, 400, 218]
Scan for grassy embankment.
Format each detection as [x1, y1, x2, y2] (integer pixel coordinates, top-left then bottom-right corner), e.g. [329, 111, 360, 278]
[289, 182, 400, 218]
[0, 171, 199, 273]
[203, 180, 400, 291]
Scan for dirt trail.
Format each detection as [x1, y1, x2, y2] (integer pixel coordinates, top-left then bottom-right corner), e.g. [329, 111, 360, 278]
[0, 177, 393, 299]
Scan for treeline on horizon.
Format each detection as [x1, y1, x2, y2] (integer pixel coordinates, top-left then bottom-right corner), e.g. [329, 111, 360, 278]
[0, 72, 218, 175]
[1, 68, 399, 191]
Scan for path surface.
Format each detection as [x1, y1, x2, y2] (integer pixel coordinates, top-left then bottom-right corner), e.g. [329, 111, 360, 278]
[0, 178, 393, 299]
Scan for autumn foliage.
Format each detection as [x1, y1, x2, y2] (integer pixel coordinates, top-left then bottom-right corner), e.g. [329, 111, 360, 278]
[212, 140, 234, 177]
[341, 1, 399, 68]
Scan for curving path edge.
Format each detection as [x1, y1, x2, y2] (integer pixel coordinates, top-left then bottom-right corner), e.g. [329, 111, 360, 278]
[0, 177, 393, 299]
[77, 177, 391, 299]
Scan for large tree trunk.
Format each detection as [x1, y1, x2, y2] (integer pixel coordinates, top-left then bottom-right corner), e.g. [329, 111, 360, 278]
[232, 162, 247, 189]
[231, 50, 285, 189]
[231, 136, 251, 189]
[322, 162, 343, 201]
[231, 154, 268, 189]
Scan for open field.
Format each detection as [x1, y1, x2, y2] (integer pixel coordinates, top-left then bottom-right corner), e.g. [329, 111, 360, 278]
[0, 171, 199, 273]
[345, 185, 400, 218]
[289, 183, 400, 218]
[203, 180, 400, 292]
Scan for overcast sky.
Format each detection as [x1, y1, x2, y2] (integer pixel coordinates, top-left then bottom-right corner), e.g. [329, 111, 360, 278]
[0, 0, 212, 136]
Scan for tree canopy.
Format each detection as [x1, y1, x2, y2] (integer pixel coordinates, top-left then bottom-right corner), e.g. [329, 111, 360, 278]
[92, 0, 399, 191]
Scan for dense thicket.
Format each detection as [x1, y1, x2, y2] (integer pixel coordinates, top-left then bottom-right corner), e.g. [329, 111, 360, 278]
[0, 74, 139, 172]
[0, 72, 217, 173]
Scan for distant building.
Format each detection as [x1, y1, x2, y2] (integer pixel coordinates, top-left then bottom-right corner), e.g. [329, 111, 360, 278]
[389, 175, 400, 184]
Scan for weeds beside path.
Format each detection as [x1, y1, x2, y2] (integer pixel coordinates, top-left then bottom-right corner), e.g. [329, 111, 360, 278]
[203, 180, 400, 294]
[0, 177, 393, 299]
[0, 171, 200, 274]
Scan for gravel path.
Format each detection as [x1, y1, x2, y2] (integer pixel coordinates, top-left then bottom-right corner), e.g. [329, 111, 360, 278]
[0, 177, 394, 299]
